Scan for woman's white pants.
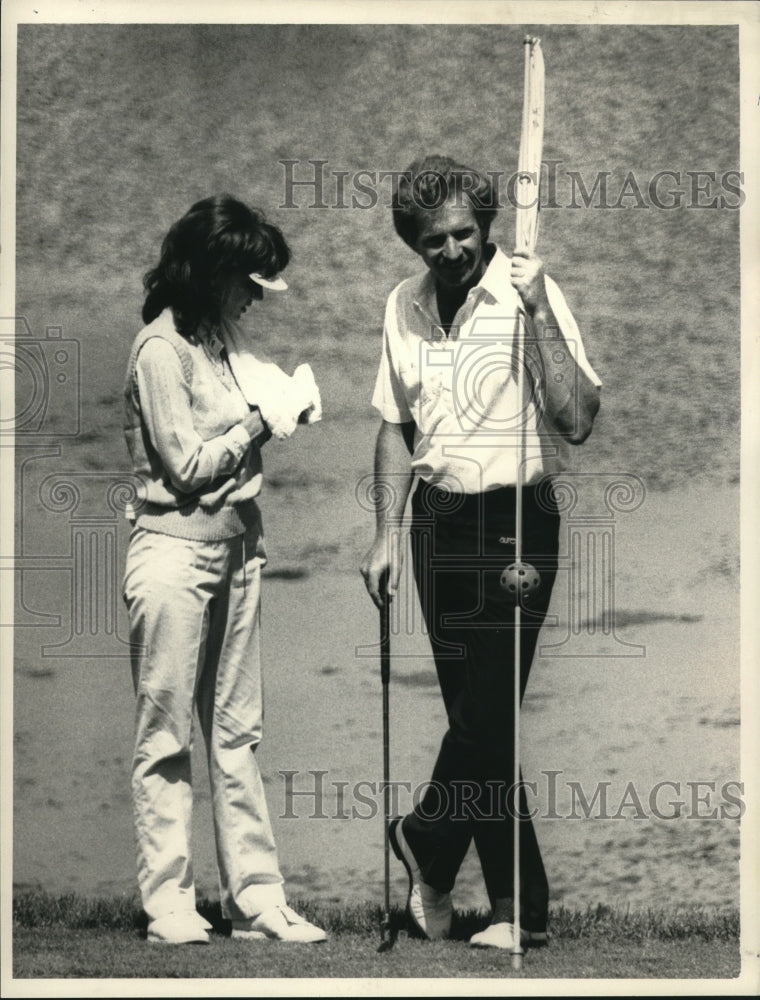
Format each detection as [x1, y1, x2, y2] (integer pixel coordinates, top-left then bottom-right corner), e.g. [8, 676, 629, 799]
[123, 525, 286, 922]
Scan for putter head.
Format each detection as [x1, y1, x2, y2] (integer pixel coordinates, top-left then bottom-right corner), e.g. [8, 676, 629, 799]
[378, 913, 397, 952]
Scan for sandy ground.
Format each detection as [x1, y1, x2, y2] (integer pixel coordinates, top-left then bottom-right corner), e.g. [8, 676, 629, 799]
[12, 415, 740, 916]
[9, 19, 745, 921]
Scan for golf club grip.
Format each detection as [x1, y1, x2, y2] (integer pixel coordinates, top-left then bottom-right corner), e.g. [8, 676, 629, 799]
[380, 601, 391, 684]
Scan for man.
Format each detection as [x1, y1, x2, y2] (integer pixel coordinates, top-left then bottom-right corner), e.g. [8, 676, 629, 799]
[360, 155, 601, 949]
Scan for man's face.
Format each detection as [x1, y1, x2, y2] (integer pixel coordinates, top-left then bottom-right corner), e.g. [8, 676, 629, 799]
[412, 197, 486, 290]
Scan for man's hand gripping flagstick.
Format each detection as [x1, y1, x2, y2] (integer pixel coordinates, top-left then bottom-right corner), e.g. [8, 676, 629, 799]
[498, 34, 545, 973]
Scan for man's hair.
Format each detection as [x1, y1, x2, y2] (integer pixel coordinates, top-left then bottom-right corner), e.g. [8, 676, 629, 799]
[142, 194, 290, 336]
[391, 155, 499, 248]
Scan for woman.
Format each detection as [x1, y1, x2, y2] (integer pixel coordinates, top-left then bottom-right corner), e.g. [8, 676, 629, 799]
[123, 195, 325, 945]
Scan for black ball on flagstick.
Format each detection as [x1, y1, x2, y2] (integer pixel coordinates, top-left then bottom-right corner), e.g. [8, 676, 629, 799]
[500, 561, 542, 605]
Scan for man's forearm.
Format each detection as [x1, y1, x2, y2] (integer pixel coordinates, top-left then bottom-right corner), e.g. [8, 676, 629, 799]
[509, 251, 600, 445]
[373, 419, 415, 532]
[529, 305, 600, 444]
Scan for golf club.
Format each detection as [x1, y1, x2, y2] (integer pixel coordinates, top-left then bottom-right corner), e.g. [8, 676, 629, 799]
[377, 595, 395, 952]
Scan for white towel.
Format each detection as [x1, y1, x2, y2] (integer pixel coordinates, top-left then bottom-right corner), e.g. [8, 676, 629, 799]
[222, 322, 322, 440]
[291, 363, 323, 425]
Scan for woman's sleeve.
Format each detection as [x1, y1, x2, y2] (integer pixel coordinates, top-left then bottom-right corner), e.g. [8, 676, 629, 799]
[135, 337, 252, 493]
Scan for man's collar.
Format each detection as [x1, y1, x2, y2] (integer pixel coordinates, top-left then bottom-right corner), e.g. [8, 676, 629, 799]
[478, 244, 513, 304]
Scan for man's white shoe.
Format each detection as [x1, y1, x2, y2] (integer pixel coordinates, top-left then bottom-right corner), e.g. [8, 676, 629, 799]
[147, 911, 211, 945]
[469, 921, 548, 949]
[231, 905, 327, 943]
[389, 816, 452, 941]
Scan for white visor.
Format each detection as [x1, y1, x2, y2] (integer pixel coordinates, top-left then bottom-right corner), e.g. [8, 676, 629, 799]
[249, 272, 288, 291]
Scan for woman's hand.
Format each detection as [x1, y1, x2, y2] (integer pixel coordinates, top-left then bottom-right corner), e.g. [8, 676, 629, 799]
[241, 408, 267, 440]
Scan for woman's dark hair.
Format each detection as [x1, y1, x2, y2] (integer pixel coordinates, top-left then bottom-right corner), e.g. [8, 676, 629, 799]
[142, 194, 291, 336]
[392, 155, 499, 248]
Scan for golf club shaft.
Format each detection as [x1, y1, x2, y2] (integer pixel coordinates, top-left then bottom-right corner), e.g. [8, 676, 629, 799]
[380, 599, 391, 940]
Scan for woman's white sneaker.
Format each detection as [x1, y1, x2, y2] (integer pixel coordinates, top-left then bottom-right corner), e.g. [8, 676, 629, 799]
[147, 911, 211, 945]
[231, 905, 327, 943]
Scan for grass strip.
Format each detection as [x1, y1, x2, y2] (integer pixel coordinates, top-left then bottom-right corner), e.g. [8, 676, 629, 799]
[12, 889, 739, 942]
[11, 892, 741, 980]
[11, 928, 741, 980]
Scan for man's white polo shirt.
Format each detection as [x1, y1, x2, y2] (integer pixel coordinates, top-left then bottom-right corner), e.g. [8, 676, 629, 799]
[371, 245, 602, 493]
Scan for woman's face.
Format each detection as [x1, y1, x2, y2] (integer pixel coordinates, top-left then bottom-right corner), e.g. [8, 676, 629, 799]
[217, 272, 263, 321]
